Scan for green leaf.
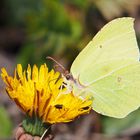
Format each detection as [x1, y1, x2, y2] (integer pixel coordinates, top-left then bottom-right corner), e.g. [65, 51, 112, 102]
[0, 106, 13, 138]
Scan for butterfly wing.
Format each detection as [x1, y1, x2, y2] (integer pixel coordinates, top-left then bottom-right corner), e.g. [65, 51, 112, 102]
[70, 17, 140, 118]
[86, 62, 140, 118]
[71, 17, 139, 81]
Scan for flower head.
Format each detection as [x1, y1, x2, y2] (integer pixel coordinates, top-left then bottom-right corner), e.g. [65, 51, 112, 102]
[1, 64, 92, 124]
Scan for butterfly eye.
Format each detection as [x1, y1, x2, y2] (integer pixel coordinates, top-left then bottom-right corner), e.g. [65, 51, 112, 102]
[66, 74, 71, 80]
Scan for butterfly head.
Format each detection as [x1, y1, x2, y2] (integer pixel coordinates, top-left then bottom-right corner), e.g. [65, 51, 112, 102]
[63, 70, 73, 81]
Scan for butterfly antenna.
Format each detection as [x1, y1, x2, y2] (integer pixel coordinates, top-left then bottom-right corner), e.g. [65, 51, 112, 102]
[46, 56, 66, 71]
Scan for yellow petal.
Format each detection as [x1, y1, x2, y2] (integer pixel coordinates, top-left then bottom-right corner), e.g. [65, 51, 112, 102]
[27, 64, 31, 81]
[1, 64, 92, 124]
[17, 64, 23, 79]
[32, 65, 38, 82]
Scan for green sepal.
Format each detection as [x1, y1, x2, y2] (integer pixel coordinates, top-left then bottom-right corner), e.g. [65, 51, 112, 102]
[22, 115, 51, 136]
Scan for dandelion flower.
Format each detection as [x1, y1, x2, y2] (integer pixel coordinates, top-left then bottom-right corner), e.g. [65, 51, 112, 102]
[1, 64, 92, 136]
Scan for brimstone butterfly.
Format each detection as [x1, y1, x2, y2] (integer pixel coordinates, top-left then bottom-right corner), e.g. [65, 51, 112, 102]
[51, 17, 140, 118]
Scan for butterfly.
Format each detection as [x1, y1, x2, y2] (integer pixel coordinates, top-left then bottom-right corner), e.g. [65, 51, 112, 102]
[49, 17, 140, 118]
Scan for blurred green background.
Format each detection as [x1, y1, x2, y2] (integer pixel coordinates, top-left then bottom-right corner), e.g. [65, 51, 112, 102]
[0, 0, 140, 140]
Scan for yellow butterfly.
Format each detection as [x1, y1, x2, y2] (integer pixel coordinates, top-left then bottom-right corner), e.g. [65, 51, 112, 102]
[62, 17, 140, 118]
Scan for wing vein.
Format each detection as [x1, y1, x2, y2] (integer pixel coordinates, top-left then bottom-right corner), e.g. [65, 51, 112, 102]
[87, 63, 134, 86]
